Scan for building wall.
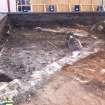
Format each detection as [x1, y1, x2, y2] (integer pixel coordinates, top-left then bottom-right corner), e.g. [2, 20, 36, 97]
[0, 0, 8, 12]
[10, 0, 16, 12]
[0, 0, 16, 12]
[0, 0, 104, 13]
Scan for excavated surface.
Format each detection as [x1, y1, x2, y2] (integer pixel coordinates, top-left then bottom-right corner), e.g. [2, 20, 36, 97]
[0, 27, 69, 80]
[19, 51, 105, 105]
[0, 26, 105, 105]
[0, 26, 101, 80]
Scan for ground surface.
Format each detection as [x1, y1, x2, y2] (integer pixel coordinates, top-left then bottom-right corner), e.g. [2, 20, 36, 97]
[0, 27, 69, 80]
[20, 51, 105, 105]
[0, 26, 105, 105]
[0, 26, 99, 80]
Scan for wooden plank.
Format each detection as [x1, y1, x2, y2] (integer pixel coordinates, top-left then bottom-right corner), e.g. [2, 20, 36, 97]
[30, 0, 44, 4]
[92, 0, 99, 5]
[80, 0, 91, 5]
[32, 5, 44, 12]
[58, 4, 69, 12]
[58, 0, 69, 12]
[45, 0, 57, 4]
[80, 0, 92, 11]
[103, 0, 105, 6]
[30, 0, 103, 12]
[71, 0, 80, 5]
[81, 5, 92, 12]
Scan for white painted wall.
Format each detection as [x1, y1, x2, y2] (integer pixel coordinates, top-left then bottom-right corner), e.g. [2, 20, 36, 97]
[0, 0, 8, 12]
[10, 0, 16, 12]
[0, 0, 16, 12]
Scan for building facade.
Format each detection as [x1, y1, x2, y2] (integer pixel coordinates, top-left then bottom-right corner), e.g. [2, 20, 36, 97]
[16, 0, 105, 12]
[0, 0, 105, 12]
[0, 0, 16, 12]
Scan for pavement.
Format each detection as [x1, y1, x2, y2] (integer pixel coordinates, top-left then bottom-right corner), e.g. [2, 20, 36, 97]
[0, 13, 6, 21]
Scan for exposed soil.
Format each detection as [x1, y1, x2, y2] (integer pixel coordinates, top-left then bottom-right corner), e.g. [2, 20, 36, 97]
[19, 51, 105, 105]
[0, 27, 69, 80]
[0, 25, 105, 105]
[0, 26, 101, 81]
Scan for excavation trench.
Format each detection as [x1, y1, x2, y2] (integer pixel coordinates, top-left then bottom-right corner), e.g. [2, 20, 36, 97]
[0, 13, 105, 104]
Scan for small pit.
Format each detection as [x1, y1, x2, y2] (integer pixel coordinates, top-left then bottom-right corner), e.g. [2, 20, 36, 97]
[0, 73, 13, 82]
